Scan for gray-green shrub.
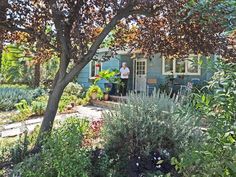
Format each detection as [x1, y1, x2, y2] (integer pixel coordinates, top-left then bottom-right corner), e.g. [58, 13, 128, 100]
[102, 91, 199, 175]
[0, 86, 45, 111]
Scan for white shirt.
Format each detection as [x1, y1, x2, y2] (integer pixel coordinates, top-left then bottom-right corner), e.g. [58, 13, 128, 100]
[120, 67, 130, 79]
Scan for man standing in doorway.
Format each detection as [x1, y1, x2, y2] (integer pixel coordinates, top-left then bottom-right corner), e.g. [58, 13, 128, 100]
[119, 62, 130, 96]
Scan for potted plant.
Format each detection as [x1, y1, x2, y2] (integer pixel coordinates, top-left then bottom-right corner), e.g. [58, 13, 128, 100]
[95, 69, 121, 95]
[104, 87, 111, 101]
[86, 85, 103, 100]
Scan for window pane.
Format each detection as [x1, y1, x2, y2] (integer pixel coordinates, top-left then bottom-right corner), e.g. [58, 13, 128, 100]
[176, 59, 185, 73]
[91, 61, 101, 77]
[187, 55, 199, 73]
[164, 59, 173, 73]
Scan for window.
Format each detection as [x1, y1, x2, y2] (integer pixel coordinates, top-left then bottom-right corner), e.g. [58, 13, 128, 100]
[175, 59, 185, 74]
[90, 60, 102, 78]
[162, 55, 201, 75]
[163, 58, 173, 74]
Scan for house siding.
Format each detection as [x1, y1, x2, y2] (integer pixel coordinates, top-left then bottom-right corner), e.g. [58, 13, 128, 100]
[77, 53, 120, 89]
[77, 52, 213, 92]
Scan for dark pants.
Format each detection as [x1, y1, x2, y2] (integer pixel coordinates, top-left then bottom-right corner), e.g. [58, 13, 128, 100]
[120, 79, 128, 96]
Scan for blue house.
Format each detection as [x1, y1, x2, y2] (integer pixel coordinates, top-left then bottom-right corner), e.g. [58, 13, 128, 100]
[77, 48, 214, 94]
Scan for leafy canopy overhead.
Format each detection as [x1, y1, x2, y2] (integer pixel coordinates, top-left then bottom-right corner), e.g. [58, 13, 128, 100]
[0, 0, 235, 64]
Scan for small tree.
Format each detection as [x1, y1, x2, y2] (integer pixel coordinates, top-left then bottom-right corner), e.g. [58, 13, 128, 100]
[0, 0, 235, 150]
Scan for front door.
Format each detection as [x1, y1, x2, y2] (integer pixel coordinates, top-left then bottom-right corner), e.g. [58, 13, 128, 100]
[134, 59, 147, 92]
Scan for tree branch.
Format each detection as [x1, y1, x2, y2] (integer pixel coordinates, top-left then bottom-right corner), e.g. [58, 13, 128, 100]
[48, 1, 71, 81]
[64, 8, 131, 84]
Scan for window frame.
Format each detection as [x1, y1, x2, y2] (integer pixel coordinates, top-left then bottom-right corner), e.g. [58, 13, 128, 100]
[162, 55, 201, 76]
[89, 60, 103, 78]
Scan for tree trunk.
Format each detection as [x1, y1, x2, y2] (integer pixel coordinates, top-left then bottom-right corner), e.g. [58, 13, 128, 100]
[33, 58, 89, 152]
[34, 63, 41, 87]
[34, 81, 66, 151]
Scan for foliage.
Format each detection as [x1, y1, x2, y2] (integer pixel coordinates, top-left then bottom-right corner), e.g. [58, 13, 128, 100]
[172, 60, 236, 176]
[85, 85, 104, 101]
[29, 95, 79, 116]
[31, 95, 48, 116]
[11, 100, 32, 122]
[1, 0, 235, 152]
[0, 137, 18, 163]
[64, 82, 86, 98]
[0, 44, 34, 84]
[102, 92, 198, 176]
[0, 84, 29, 89]
[0, 86, 44, 111]
[0, 126, 40, 164]
[58, 94, 77, 112]
[31, 100, 47, 116]
[12, 118, 92, 177]
[95, 69, 120, 84]
[104, 87, 111, 94]
[41, 55, 60, 87]
[0, 84, 86, 124]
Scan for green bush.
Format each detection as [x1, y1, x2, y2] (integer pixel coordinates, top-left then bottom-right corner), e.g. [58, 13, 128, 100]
[173, 61, 236, 176]
[0, 86, 45, 111]
[0, 126, 40, 164]
[12, 118, 92, 177]
[85, 84, 104, 101]
[64, 82, 86, 98]
[10, 100, 32, 122]
[102, 92, 198, 176]
[31, 100, 47, 116]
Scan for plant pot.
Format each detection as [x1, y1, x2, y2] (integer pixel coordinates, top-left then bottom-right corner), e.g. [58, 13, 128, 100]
[104, 83, 117, 95]
[104, 93, 109, 101]
[91, 92, 97, 100]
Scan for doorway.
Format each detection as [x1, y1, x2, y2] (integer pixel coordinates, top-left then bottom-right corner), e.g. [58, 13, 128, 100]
[134, 59, 147, 92]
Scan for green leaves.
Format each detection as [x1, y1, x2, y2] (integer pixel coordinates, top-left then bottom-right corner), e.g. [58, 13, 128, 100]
[1, 44, 33, 84]
[13, 118, 92, 177]
[102, 91, 198, 175]
[174, 60, 236, 176]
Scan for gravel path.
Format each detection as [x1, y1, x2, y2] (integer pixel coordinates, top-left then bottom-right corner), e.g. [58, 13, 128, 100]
[0, 105, 108, 138]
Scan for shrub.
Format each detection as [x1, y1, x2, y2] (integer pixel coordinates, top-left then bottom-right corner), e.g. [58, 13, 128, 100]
[102, 92, 198, 176]
[12, 118, 92, 177]
[59, 94, 79, 112]
[85, 84, 104, 101]
[0, 126, 40, 164]
[31, 100, 47, 116]
[0, 86, 45, 111]
[173, 61, 236, 176]
[95, 69, 120, 84]
[64, 82, 86, 98]
[10, 100, 32, 122]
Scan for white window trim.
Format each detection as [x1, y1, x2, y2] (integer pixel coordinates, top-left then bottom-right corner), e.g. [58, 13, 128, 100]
[162, 55, 201, 76]
[162, 57, 174, 75]
[89, 61, 103, 78]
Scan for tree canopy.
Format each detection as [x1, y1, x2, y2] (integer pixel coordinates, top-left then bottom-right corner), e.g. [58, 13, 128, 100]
[1, 0, 235, 60]
[0, 0, 235, 149]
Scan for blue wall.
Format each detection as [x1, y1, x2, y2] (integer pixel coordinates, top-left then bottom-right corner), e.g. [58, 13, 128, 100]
[77, 53, 120, 90]
[147, 53, 212, 87]
[77, 52, 213, 91]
